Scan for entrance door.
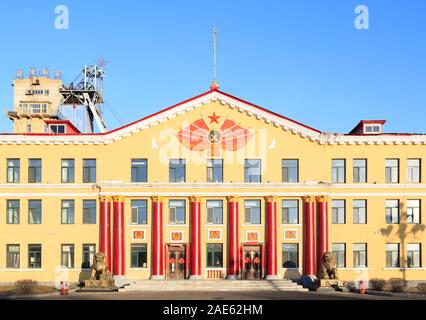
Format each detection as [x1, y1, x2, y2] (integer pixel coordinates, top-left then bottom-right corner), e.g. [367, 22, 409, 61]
[166, 244, 186, 280]
[242, 245, 262, 280]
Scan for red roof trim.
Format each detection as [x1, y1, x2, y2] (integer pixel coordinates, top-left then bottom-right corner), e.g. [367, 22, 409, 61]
[216, 90, 322, 134]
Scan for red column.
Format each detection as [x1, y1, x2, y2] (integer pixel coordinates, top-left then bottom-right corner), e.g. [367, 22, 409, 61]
[227, 196, 240, 279]
[112, 196, 125, 276]
[189, 196, 202, 279]
[99, 196, 112, 271]
[151, 197, 164, 279]
[265, 196, 278, 279]
[317, 196, 329, 268]
[303, 196, 316, 276]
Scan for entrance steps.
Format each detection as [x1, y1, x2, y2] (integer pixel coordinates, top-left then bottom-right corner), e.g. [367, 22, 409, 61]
[120, 279, 308, 292]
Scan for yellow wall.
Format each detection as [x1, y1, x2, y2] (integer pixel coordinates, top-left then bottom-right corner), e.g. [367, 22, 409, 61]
[0, 100, 425, 283]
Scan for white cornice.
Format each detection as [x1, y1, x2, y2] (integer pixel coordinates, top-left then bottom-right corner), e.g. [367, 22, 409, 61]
[0, 91, 425, 145]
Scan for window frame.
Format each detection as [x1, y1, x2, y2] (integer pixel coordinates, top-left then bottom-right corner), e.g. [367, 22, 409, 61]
[6, 199, 20, 224]
[207, 159, 223, 183]
[407, 159, 421, 183]
[6, 244, 20, 269]
[169, 159, 186, 183]
[28, 158, 42, 183]
[206, 200, 223, 225]
[131, 159, 148, 183]
[82, 159, 97, 183]
[353, 243, 367, 268]
[282, 159, 299, 183]
[332, 243, 346, 268]
[244, 159, 262, 183]
[169, 199, 186, 224]
[131, 243, 148, 268]
[61, 159, 75, 183]
[131, 199, 148, 225]
[7, 159, 20, 183]
[83, 200, 97, 224]
[28, 244, 42, 269]
[332, 199, 346, 224]
[61, 244, 75, 269]
[282, 243, 299, 268]
[385, 199, 400, 224]
[353, 159, 367, 183]
[353, 199, 367, 224]
[82, 244, 96, 269]
[28, 199, 42, 224]
[61, 199, 75, 224]
[244, 200, 261, 224]
[385, 159, 399, 183]
[385, 243, 400, 268]
[282, 199, 299, 224]
[332, 159, 346, 183]
[206, 243, 223, 268]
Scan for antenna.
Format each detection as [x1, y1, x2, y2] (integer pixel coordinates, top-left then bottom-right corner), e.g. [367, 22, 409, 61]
[210, 26, 219, 90]
[213, 25, 217, 81]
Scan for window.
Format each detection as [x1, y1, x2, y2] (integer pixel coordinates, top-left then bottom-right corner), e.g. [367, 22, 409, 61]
[364, 125, 381, 134]
[207, 159, 223, 182]
[332, 159, 345, 183]
[131, 200, 147, 225]
[28, 200, 42, 224]
[282, 159, 299, 183]
[28, 244, 41, 269]
[6, 245, 20, 269]
[61, 159, 74, 183]
[282, 200, 299, 224]
[28, 159, 41, 183]
[407, 244, 421, 268]
[206, 243, 223, 268]
[49, 124, 66, 134]
[7, 200, 20, 224]
[61, 200, 75, 224]
[385, 159, 399, 183]
[169, 200, 186, 224]
[385, 243, 400, 267]
[353, 159, 367, 183]
[207, 200, 223, 224]
[244, 200, 261, 224]
[131, 159, 148, 182]
[353, 200, 367, 224]
[131, 244, 147, 268]
[332, 200, 345, 224]
[61, 244, 74, 268]
[407, 159, 421, 183]
[169, 159, 186, 182]
[83, 159, 96, 183]
[7, 159, 20, 183]
[82, 244, 96, 269]
[385, 200, 399, 224]
[83, 200, 96, 224]
[407, 200, 421, 224]
[244, 159, 261, 183]
[282, 243, 299, 268]
[353, 243, 367, 267]
[332, 243, 346, 268]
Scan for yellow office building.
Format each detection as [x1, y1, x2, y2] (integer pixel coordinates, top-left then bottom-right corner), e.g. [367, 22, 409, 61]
[0, 82, 425, 286]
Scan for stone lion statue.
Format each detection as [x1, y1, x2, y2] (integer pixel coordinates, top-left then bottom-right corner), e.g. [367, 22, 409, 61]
[317, 252, 338, 280]
[90, 252, 111, 280]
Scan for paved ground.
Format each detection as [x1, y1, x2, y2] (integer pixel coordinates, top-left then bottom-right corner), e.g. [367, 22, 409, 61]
[8, 290, 426, 300]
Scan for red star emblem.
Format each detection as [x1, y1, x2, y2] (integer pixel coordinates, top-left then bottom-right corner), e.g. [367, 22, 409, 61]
[208, 112, 221, 124]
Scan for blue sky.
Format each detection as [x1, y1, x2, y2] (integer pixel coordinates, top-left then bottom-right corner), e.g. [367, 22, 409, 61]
[0, 0, 425, 133]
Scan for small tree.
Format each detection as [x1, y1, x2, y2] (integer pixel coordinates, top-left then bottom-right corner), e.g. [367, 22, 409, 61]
[15, 279, 38, 295]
